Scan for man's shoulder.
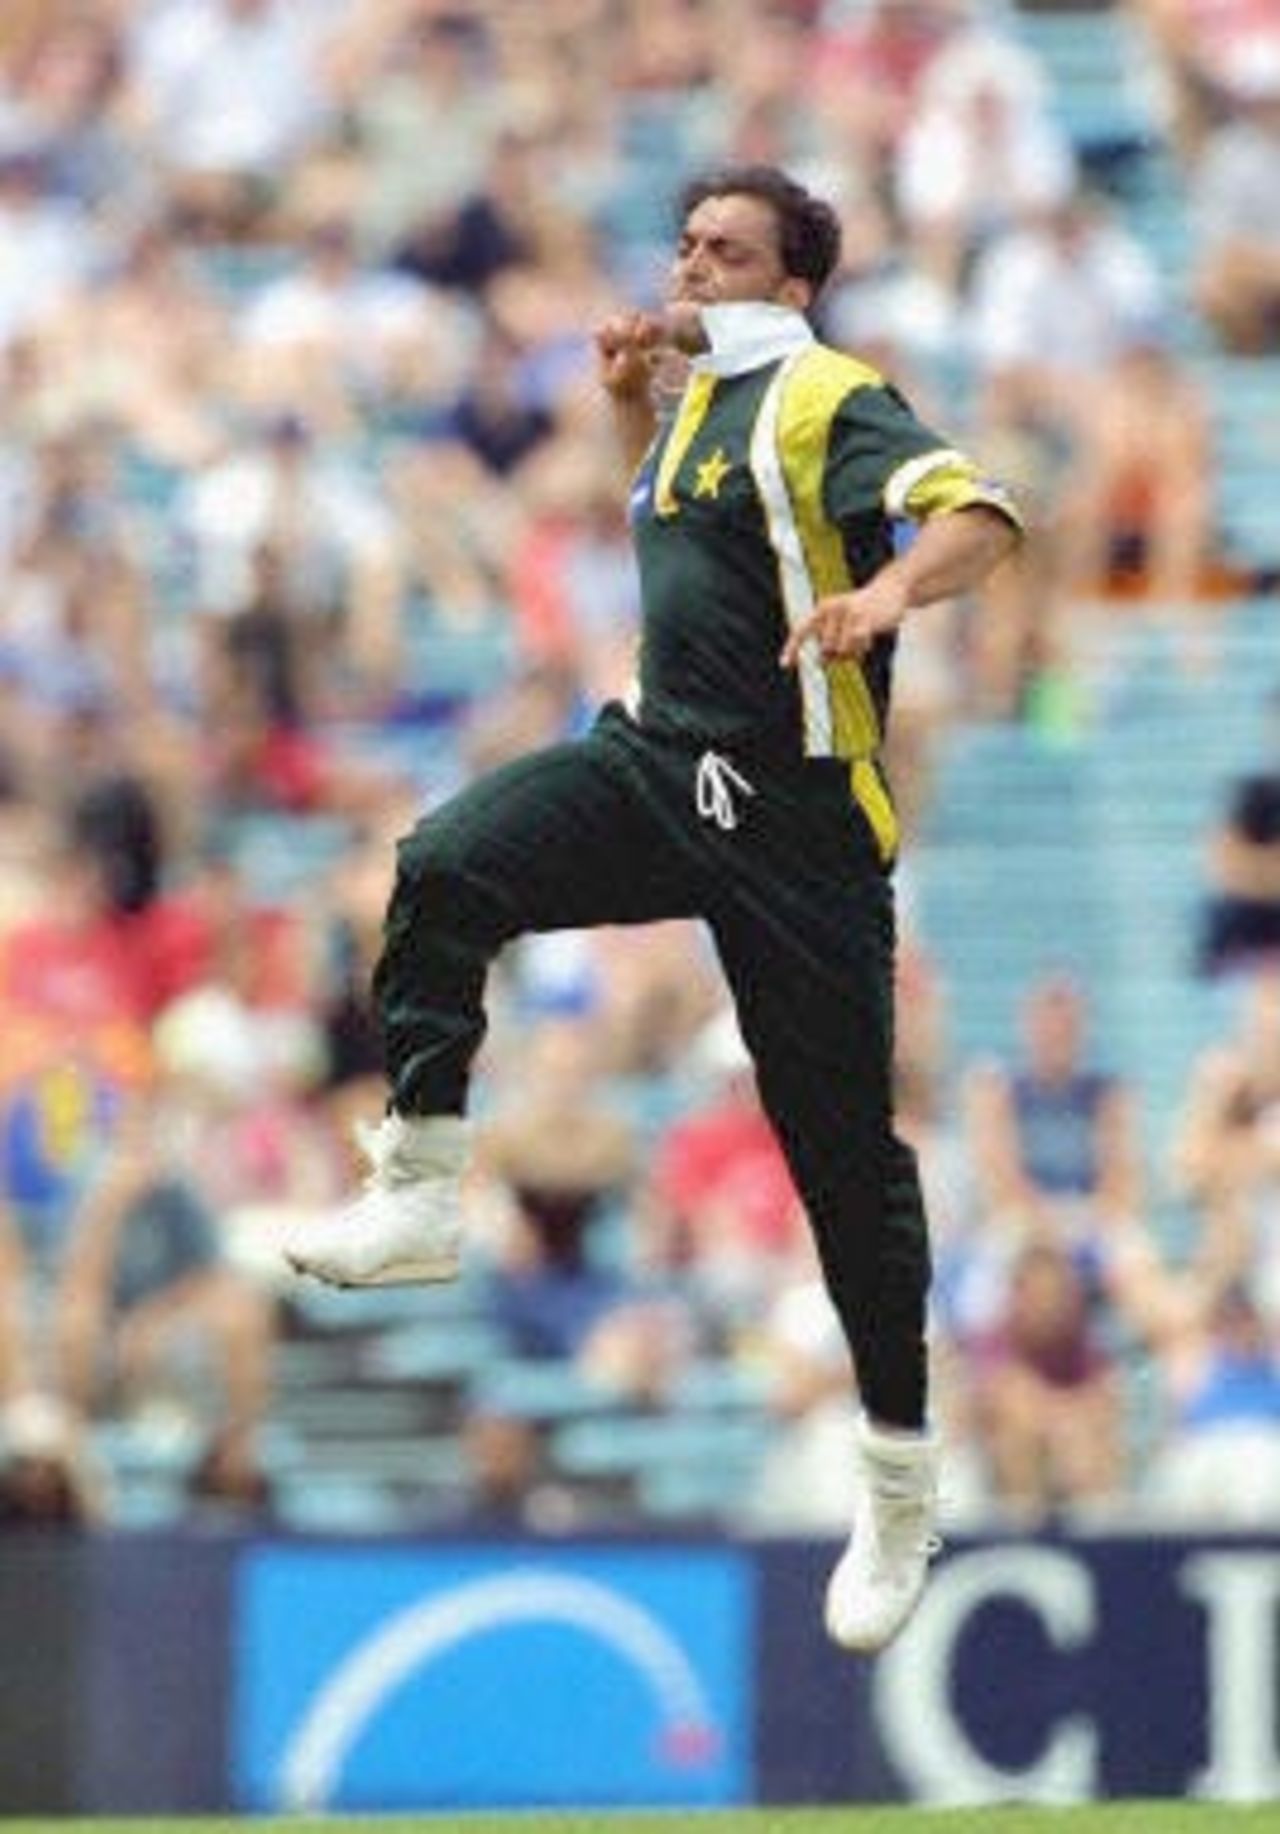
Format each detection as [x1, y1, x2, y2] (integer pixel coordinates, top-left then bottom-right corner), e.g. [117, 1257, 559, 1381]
[793, 342, 887, 397]
[777, 344, 890, 440]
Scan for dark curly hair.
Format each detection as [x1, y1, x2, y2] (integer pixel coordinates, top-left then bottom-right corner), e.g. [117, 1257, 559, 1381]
[677, 165, 843, 300]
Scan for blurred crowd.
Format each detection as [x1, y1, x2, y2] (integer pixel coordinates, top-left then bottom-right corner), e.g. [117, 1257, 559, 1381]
[0, 0, 1277, 1536]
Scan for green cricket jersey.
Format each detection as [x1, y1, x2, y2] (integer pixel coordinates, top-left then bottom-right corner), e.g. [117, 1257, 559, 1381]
[627, 310, 1019, 857]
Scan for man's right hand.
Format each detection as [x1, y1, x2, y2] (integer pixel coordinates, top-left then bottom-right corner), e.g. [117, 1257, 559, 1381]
[595, 312, 665, 401]
[595, 305, 708, 400]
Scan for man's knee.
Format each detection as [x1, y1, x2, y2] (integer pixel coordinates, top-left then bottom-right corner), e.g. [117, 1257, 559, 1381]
[391, 808, 514, 942]
[395, 803, 472, 887]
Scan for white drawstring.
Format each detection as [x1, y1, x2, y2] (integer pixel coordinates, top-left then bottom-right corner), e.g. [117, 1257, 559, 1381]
[695, 749, 756, 831]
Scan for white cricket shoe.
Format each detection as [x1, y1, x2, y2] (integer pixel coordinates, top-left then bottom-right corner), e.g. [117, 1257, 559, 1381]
[824, 1414, 940, 1654]
[283, 1113, 469, 1288]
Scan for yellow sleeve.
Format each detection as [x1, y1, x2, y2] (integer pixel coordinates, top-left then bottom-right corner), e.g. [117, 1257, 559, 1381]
[883, 447, 1025, 530]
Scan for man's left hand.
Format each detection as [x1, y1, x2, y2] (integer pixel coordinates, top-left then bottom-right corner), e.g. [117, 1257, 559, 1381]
[779, 575, 911, 669]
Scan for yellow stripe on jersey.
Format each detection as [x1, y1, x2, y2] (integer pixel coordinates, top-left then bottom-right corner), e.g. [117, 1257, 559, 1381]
[654, 372, 717, 518]
[774, 348, 885, 767]
[752, 346, 901, 863]
[749, 354, 831, 753]
[851, 758, 898, 866]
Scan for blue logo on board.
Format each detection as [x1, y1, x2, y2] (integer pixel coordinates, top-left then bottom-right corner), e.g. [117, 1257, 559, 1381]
[233, 1546, 752, 1810]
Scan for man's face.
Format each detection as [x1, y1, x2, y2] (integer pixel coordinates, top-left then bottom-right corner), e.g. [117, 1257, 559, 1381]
[669, 192, 810, 311]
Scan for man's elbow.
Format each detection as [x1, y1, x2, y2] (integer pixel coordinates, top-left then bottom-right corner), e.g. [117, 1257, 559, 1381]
[963, 500, 1025, 572]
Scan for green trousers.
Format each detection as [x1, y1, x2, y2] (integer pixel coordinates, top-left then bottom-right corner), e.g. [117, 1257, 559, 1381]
[374, 702, 931, 1428]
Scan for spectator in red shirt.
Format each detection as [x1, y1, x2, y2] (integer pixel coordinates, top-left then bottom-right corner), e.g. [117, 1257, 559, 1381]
[642, 1009, 809, 1339]
[976, 1239, 1124, 1521]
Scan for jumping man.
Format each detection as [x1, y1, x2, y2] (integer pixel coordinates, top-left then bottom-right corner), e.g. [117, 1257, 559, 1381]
[285, 165, 1023, 1653]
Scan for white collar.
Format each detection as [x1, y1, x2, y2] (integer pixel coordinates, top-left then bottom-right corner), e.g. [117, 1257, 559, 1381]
[689, 302, 815, 378]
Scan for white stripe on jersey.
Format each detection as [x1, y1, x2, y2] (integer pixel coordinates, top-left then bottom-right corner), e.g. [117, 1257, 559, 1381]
[748, 355, 832, 756]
